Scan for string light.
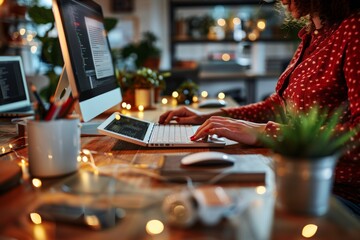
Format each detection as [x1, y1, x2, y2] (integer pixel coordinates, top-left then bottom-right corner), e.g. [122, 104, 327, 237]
[161, 98, 168, 104]
[32, 178, 42, 188]
[218, 92, 226, 99]
[201, 91, 208, 98]
[138, 105, 144, 112]
[172, 91, 179, 98]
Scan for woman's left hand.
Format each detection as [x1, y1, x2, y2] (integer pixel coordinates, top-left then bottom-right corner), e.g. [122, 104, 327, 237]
[191, 116, 266, 146]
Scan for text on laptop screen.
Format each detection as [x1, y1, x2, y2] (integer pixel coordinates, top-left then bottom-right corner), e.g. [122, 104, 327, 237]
[104, 115, 150, 141]
[0, 61, 27, 106]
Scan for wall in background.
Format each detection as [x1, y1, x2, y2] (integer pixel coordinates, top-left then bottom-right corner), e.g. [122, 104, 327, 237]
[95, 0, 171, 70]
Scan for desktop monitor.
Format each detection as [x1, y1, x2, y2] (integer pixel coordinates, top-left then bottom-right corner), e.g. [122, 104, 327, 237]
[52, 0, 122, 122]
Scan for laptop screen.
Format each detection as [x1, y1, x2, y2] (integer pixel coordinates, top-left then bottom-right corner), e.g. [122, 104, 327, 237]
[104, 115, 150, 141]
[0, 56, 31, 112]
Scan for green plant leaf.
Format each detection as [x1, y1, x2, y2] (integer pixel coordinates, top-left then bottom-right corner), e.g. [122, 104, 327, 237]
[28, 6, 54, 25]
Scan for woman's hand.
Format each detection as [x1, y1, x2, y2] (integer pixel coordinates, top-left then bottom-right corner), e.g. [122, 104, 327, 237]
[191, 116, 266, 146]
[159, 106, 221, 125]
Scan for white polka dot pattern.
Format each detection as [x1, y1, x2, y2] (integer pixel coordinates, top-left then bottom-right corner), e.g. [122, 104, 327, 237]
[222, 12, 360, 203]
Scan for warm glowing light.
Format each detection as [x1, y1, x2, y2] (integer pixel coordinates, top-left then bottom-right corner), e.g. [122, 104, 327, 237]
[121, 102, 127, 108]
[82, 156, 89, 163]
[257, 20, 266, 30]
[30, 46, 37, 54]
[233, 17, 241, 25]
[85, 215, 100, 229]
[302, 224, 318, 238]
[30, 213, 42, 224]
[82, 149, 91, 155]
[32, 178, 42, 188]
[138, 105, 144, 112]
[27, 34, 34, 42]
[248, 31, 259, 41]
[218, 92, 226, 99]
[0, 0, 5, 6]
[221, 53, 231, 62]
[201, 91, 208, 98]
[77, 156, 82, 162]
[192, 96, 199, 102]
[9, 144, 13, 149]
[1, 147, 5, 153]
[217, 18, 226, 27]
[19, 28, 26, 36]
[161, 98, 168, 104]
[126, 104, 131, 110]
[115, 114, 121, 120]
[34, 225, 46, 240]
[256, 186, 267, 195]
[146, 219, 164, 235]
[172, 91, 179, 98]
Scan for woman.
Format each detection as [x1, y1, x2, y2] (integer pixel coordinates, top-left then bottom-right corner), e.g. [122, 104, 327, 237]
[159, 0, 360, 214]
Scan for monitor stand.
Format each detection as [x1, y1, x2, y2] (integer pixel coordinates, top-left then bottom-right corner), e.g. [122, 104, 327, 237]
[54, 66, 103, 135]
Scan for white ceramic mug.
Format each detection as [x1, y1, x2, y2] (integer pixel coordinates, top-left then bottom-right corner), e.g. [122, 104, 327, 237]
[27, 118, 80, 178]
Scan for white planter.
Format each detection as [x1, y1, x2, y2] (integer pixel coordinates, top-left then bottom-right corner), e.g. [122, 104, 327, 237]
[135, 88, 154, 109]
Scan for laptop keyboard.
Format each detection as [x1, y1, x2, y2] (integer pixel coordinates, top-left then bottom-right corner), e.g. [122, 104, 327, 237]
[149, 124, 194, 144]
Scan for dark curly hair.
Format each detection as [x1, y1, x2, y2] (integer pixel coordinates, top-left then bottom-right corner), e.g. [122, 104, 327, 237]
[277, 0, 360, 30]
[293, 0, 359, 25]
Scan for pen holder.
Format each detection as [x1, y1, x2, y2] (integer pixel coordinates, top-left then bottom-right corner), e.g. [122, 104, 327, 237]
[27, 118, 80, 178]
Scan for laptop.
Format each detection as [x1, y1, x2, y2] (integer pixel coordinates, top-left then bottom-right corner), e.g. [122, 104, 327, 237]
[0, 56, 34, 117]
[97, 112, 226, 148]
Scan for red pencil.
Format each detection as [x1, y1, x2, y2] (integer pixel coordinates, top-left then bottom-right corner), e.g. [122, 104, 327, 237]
[56, 96, 77, 119]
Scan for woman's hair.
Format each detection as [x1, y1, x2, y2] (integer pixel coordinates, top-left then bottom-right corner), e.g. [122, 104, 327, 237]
[278, 0, 360, 30]
[293, 0, 359, 25]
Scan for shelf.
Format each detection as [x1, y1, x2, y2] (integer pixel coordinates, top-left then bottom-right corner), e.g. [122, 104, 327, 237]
[170, 0, 269, 7]
[172, 37, 296, 44]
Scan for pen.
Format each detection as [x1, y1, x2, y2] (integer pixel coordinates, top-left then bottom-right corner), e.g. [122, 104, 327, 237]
[31, 84, 46, 119]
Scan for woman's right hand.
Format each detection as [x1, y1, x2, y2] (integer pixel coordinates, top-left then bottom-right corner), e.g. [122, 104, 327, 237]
[159, 106, 216, 125]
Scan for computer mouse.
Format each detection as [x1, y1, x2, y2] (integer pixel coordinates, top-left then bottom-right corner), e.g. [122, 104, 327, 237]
[181, 151, 236, 167]
[198, 99, 227, 108]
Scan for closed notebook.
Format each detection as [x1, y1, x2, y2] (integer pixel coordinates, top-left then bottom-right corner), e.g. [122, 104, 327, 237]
[160, 154, 271, 184]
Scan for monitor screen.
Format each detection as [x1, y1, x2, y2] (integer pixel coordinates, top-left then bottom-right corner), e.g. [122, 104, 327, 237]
[0, 56, 31, 112]
[53, 0, 121, 122]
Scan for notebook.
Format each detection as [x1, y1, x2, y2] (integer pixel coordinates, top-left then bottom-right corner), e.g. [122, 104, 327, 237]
[0, 56, 34, 117]
[160, 154, 270, 184]
[97, 112, 226, 148]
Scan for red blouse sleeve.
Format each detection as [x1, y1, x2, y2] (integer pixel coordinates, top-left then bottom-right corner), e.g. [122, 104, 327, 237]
[221, 93, 283, 123]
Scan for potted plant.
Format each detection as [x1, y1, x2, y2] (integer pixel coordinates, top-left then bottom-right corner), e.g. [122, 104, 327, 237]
[259, 106, 358, 216]
[118, 67, 169, 109]
[121, 31, 161, 69]
[175, 80, 199, 105]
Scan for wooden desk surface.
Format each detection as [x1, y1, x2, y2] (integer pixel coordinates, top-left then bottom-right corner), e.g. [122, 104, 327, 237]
[0, 98, 359, 240]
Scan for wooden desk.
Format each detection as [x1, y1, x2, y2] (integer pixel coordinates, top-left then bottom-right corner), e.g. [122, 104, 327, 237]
[0, 99, 359, 240]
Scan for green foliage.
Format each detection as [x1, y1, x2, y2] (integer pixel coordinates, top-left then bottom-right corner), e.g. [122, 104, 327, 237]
[27, 5, 118, 100]
[28, 6, 54, 25]
[175, 80, 199, 104]
[259, 106, 358, 159]
[119, 67, 170, 90]
[121, 32, 161, 68]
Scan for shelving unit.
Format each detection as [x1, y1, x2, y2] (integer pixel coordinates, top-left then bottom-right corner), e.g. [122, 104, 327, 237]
[167, 0, 297, 103]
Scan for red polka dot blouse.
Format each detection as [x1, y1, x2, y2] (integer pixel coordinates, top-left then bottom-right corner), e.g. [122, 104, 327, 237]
[222, 12, 360, 203]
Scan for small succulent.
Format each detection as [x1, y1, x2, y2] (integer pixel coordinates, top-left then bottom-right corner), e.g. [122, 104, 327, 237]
[259, 106, 358, 159]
